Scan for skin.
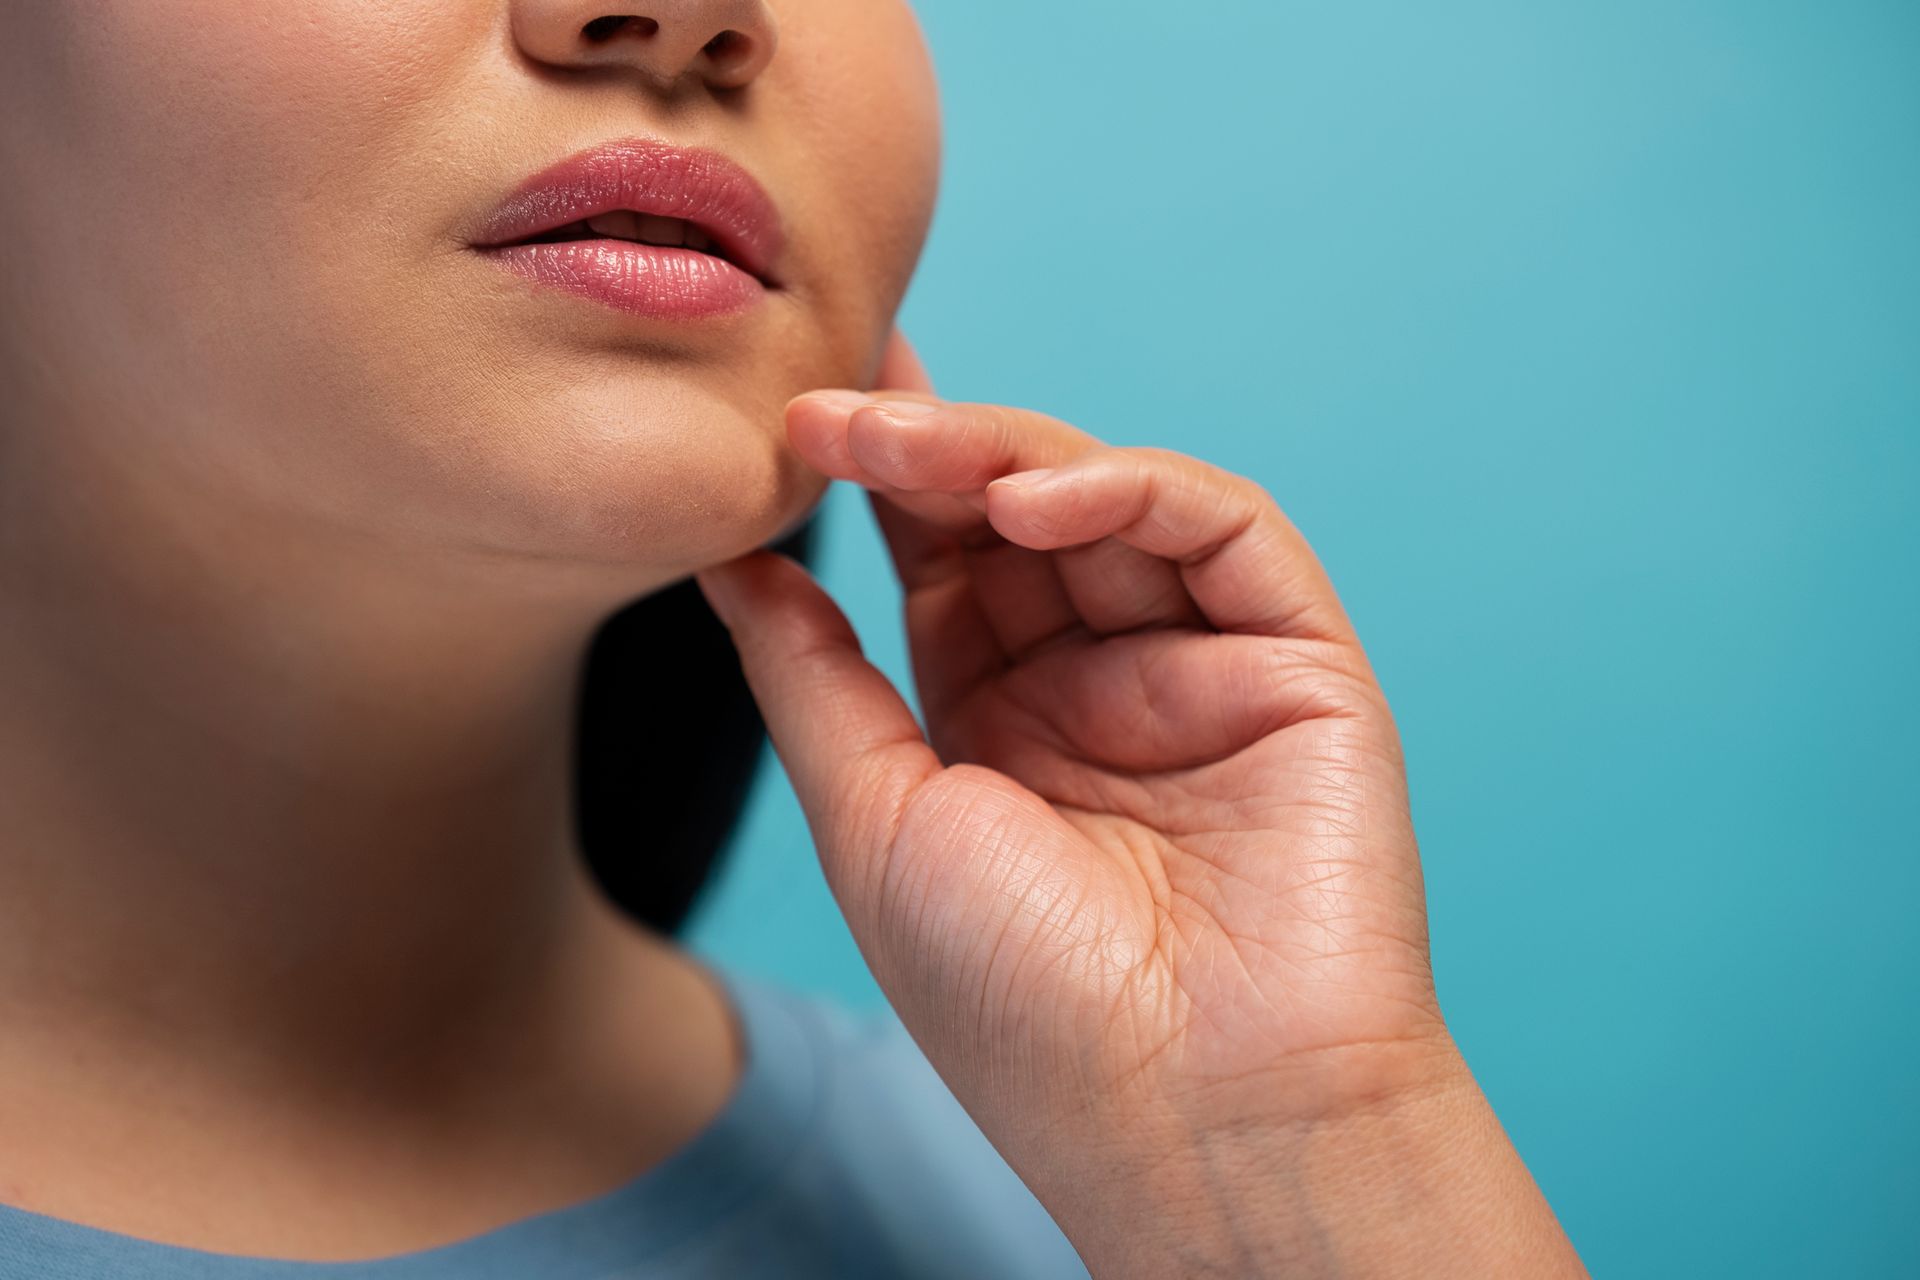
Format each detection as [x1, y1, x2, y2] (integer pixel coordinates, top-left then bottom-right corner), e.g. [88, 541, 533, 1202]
[0, 0, 935, 1259]
[0, 0, 1584, 1274]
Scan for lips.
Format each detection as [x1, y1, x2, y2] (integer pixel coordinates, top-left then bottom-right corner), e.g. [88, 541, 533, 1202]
[468, 138, 785, 319]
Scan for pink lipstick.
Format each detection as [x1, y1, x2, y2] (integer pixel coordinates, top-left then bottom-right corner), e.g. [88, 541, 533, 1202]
[468, 138, 784, 320]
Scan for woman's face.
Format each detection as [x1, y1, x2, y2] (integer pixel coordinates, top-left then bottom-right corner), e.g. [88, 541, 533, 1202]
[0, 2, 940, 592]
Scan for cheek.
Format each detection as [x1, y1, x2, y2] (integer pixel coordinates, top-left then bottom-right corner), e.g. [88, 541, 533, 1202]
[38, 2, 469, 192]
[0, 4, 530, 541]
[11, 3, 468, 269]
[45, 1, 480, 345]
[3, 1, 475, 370]
[768, 0, 942, 382]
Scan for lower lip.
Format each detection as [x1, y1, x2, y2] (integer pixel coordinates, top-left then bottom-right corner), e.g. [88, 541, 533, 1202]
[474, 239, 765, 319]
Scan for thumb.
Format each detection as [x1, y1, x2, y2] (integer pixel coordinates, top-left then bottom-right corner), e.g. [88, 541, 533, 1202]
[696, 550, 940, 907]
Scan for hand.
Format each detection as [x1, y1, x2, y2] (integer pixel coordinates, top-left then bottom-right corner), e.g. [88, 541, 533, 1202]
[697, 331, 1584, 1278]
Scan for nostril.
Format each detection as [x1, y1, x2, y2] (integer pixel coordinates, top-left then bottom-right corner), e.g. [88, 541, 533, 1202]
[581, 15, 659, 43]
[702, 29, 751, 64]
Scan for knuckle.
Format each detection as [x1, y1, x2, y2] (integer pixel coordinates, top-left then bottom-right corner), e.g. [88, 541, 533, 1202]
[1119, 446, 1275, 512]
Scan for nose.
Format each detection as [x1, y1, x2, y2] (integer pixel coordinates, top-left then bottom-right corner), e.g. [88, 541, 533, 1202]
[511, 0, 778, 91]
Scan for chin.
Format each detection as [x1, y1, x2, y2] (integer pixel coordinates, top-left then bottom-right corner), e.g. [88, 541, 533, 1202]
[439, 375, 831, 590]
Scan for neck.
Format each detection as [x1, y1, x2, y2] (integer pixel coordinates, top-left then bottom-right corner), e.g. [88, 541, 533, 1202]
[0, 419, 677, 1089]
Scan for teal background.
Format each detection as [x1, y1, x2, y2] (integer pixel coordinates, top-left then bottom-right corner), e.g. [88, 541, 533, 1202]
[687, 2, 1920, 1274]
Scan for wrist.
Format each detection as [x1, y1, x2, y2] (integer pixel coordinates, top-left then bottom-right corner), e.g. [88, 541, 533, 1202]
[1052, 1036, 1586, 1279]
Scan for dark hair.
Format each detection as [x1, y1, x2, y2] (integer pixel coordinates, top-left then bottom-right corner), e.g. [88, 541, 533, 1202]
[570, 513, 818, 935]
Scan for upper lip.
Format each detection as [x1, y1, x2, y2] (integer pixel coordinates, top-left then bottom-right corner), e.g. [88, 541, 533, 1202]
[468, 137, 785, 286]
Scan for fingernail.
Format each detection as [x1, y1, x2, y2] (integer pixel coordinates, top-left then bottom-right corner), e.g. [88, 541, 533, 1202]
[794, 389, 873, 413]
[990, 467, 1057, 493]
[865, 399, 940, 423]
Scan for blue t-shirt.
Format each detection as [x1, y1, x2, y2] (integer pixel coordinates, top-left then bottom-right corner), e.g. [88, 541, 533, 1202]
[0, 969, 1092, 1278]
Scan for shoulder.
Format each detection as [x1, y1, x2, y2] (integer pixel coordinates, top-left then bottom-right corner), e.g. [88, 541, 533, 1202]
[717, 968, 1091, 1280]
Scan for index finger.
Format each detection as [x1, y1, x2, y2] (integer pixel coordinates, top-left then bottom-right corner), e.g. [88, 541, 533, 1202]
[787, 394, 1102, 501]
[985, 444, 1361, 647]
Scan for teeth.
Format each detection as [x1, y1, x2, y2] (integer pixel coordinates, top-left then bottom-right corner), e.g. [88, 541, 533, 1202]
[633, 214, 686, 247]
[584, 210, 645, 240]
[576, 210, 719, 255]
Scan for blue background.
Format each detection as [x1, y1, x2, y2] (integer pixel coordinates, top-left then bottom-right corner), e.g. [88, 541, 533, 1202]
[688, 2, 1920, 1274]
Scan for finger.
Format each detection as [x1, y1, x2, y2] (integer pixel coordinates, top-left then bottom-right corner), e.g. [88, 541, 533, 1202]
[855, 358, 1090, 665]
[783, 327, 942, 486]
[790, 395, 1195, 641]
[868, 489, 1086, 698]
[789, 343, 1082, 705]
[693, 550, 1114, 991]
[787, 395, 1094, 507]
[695, 550, 942, 903]
[984, 446, 1357, 644]
[850, 399, 1099, 495]
[791, 395, 1182, 602]
[865, 492, 1068, 725]
[779, 330, 998, 610]
[1051, 537, 1211, 636]
[790, 373, 1090, 669]
[786, 394, 979, 535]
[843, 401, 1202, 642]
[995, 628, 1368, 774]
